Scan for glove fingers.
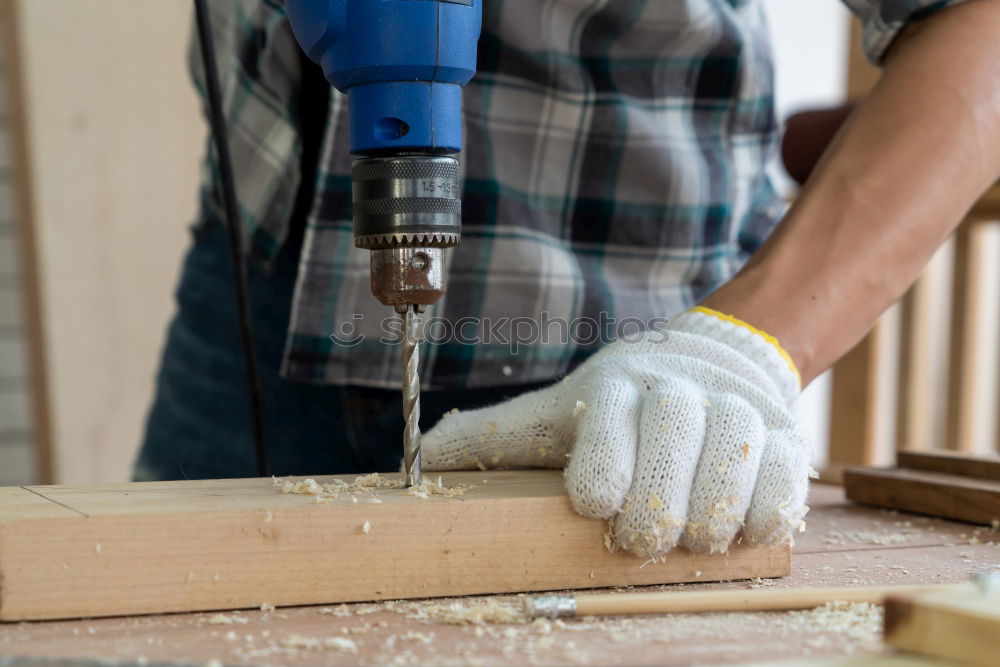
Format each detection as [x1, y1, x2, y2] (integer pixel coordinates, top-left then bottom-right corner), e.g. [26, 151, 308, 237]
[564, 378, 641, 520]
[743, 429, 812, 545]
[611, 384, 707, 558]
[678, 395, 766, 553]
[421, 387, 568, 471]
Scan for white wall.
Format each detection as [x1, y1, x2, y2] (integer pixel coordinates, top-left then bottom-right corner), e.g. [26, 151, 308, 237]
[12, 1, 204, 483]
[761, 0, 852, 465]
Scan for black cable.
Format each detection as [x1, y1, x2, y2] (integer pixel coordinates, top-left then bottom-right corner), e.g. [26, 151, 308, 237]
[193, 0, 270, 477]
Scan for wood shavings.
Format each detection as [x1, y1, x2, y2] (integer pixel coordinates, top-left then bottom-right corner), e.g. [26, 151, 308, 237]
[204, 613, 248, 625]
[823, 530, 912, 546]
[274, 472, 403, 500]
[781, 602, 883, 652]
[404, 476, 475, 500]
[647, 492, 664, 510]
[603, 528, 619, 553]
[94, 544, 102, 554]
[403, 599, 526, 625]
[323, 636, 359, 652]
[319, 604, 352, 617]
[745, 577, 776, 589]
[279, 634, 358, 653]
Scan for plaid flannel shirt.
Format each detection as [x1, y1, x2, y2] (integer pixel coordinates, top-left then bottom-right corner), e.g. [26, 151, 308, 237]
[191, 0, 965, 390]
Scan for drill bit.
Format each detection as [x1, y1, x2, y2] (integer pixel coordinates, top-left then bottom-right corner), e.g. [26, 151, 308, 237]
[401, 304, 422, 487]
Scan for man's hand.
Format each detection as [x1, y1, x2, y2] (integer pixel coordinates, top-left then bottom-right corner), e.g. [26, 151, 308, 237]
[422, 308, 812, 559]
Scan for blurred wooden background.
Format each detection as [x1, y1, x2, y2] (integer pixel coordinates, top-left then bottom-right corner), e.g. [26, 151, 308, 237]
[825, 20, 1000, 476]
[0, 0, 204, 483]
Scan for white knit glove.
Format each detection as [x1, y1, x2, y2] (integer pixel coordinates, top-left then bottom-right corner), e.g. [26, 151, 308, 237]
[422, 308, 813, 558]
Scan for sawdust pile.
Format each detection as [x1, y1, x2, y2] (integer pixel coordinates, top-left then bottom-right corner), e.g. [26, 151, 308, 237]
[274, 473, 474, 502]
[401, 599, 526, 625]
[405, 476, 474, 500]
[276, 473, 402, 498]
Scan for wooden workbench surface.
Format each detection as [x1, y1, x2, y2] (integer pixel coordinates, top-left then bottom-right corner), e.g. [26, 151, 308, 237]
[1, 484, 997, 666]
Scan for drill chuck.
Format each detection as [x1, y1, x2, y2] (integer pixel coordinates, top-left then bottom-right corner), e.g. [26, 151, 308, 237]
[352, 155, 461, 307]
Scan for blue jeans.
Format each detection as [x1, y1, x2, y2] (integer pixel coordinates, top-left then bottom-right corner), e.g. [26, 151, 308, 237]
[134, 218, 550, 481]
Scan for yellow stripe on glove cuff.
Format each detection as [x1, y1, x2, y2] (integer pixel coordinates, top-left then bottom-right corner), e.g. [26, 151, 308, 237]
[690, 306, 802, 388]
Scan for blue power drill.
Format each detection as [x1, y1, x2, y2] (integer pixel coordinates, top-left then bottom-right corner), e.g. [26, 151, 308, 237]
[285, 0, 482, 485]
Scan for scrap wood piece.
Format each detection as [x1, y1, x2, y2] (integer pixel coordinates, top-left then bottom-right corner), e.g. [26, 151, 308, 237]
[0, 470, 789, 621]
[896, 450, 1000, 481]
[844, 453, 1000, 525]
[884, 584, 1000, 667]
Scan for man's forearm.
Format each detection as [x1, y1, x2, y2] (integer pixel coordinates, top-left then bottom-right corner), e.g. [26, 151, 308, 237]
[703, 0, 1000, 385]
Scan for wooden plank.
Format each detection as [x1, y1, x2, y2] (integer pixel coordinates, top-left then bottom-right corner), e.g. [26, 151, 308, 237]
[0, 485, 80, 520]
[0, 471, 790, 621]
[884, 586, 1000, 666]
[897, 450, 1000, 481]
[2, 484, 989, 666]
[843, 466, 1000, 525]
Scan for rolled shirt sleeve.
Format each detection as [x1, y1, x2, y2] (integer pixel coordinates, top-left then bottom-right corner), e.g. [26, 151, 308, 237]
[842, 0, 972, 64]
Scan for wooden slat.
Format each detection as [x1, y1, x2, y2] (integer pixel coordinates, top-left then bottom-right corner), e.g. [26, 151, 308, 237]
[843, 466, 1000, 525]
[0, 471, 790, 621]
[884, 586, 1000, 667]
[968, 183, 1000, 221]
[896, 273, 935, 452]
[897, 450, 1000, 481]
[827, 312, 899, 476]
[945, 224, 995, 455]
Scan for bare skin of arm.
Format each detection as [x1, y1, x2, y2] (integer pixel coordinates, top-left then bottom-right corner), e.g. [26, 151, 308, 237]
[702, 0, 1000, 386]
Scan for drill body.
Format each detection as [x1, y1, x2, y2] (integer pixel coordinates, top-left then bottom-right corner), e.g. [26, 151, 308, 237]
[286, 0, 481, 307]
[286, 0, 480, 157]
[285, 0, 482, 485]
